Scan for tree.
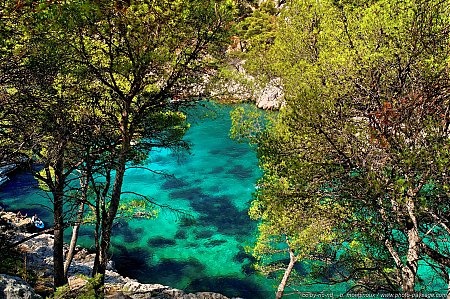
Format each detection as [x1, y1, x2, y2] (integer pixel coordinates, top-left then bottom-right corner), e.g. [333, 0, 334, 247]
[0, 9, 99, 286]
[44, 0, 235, 288]
[1, 0, 235, 292]
[236, 0, 278, 52]
[240, 0, 450, 295]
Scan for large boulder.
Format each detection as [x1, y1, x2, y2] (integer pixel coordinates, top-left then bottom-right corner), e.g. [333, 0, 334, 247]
[0, 275, 41, 299]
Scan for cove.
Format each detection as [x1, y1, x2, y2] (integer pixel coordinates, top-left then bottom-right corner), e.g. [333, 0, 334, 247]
[0, 102, 275, 298]
[2, 102, 446, 297]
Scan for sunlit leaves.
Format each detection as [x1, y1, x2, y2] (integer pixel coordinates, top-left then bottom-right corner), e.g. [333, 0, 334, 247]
[243, 0, 450, 293]
[116, 199, 159, 220]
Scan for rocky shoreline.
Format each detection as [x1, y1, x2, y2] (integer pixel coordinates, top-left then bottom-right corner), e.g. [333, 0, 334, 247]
[0, 211, 237, 299]
[0, 164, 18, 188]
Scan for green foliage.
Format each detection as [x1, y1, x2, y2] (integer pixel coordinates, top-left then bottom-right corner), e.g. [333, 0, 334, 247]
[213, 1, 280, 101]
[1, 0, 236, 289]
[116, 199, 159, 220]
[37, 168, 54, 192]
[0, 244, 24, 279]
[230, 105, 269, 144]
[0, 218, 37, 284]
[236, 1, 278, 51]
[52, 274, 103, 299]
[243, 0, 450, 293]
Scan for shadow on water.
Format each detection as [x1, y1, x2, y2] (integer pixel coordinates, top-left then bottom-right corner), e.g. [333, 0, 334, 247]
[265, 258, 308, 280]
[114, 245, 206, 287]
[175, 229, 188, 239]
[207, 185, 221, 193]
[209, 148, 235, 156]
[145, 258, 206, 285]
[77, 226, 95, 238]
[233, 246, 256, 264]
[234, 246, 258, 276]
[186, 242, 199, 248]
[204, 239, 227, 247]
[112, 245, 154, 279]
[228, 147, 252, 159]
[0, 170, 52, 223]
[194, 229, 215, 240]
[187, 276, 268, 299]
[171, 187, 204, 202]
[209, 146, 250, 159]
[1, 170, 39, 194]
[177, 215, 197, 228]
[242, 262, 257, 276]
[208, 166, 225, 175]
[171, 187, 255, 237]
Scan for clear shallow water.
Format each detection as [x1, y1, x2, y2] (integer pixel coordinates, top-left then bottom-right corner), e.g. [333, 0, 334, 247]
[0, 102, 276, 298]
[1, 102, 447, 298]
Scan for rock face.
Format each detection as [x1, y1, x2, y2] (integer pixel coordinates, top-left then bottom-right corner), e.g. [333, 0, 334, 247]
[211, 59, 284, 110]
[0, 164, 18, 188]
[0, 211, 237, 299]
[0, 275, 42, 299]
[255, 78, 283, 110]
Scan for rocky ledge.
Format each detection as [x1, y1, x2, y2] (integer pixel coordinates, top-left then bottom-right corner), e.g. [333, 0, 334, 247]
[0, 164, 18, 188]
[209, 59, 284, 110]
[0, 211, 237, 299]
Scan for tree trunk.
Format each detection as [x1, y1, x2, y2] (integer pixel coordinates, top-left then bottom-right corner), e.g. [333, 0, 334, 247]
[92, 195, 102, 278]
[276, 247, 297, 299]
[421, 242, 450, 267]
[64, 199, 85, 277]
[53, 161, 68, 289]
[382, 196, 420, 294]
[447, 275, 450, 299]
[93, 134, 129, 287]
[63, 207, 83, 277]
[401, 226, 419, 293]
[64, 172, 88, 277]
[401, 198, 420, 293]
[97, 154, 127, 284]
[92, 169, 111, 280]
[92, 199, 101, 278]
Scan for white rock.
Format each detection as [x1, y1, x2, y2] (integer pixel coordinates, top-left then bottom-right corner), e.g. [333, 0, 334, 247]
[0, 274, 41, 299]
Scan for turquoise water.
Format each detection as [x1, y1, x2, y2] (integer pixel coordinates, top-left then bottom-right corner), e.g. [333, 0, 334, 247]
[0, 102, 276, 298]
[1, 102, 448, 298]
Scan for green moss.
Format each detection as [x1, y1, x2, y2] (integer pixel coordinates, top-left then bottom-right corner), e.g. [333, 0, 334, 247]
[51, 275, 103, 299]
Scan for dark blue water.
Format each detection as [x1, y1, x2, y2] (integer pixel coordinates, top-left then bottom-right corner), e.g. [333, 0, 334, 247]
[0, 102, 276, 298]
